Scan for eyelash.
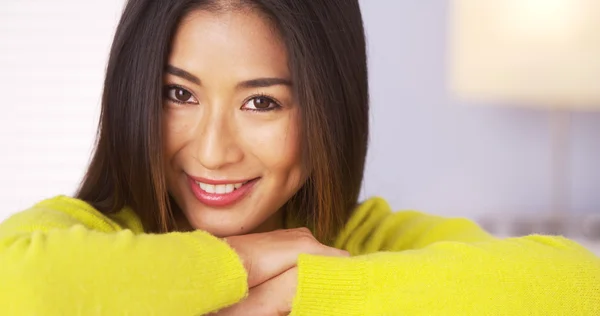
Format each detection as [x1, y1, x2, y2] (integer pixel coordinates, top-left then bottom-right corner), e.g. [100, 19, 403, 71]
[163, 84, 282, 112]
[242, 93, 282, 112]
[164, 84, 198, 105]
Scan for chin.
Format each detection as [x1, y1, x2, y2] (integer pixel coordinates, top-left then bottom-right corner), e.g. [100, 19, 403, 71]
[200, 223, 255, 238]
[198, 226, 251, 238]
[183, 207, 262, 238]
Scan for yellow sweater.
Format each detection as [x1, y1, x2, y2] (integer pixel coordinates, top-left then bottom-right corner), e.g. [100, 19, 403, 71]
[0, 196, 598, 315]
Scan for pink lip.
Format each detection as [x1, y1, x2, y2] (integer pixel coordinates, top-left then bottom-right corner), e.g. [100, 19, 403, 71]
[188, 175, 253, 185]
[187, 175, 258, 208]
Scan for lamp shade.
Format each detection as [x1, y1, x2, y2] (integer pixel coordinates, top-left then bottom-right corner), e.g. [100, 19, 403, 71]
[449, 0, 600, 110]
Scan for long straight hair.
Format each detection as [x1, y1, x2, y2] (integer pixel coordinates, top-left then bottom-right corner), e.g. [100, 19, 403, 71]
[77, 0, 369, 243]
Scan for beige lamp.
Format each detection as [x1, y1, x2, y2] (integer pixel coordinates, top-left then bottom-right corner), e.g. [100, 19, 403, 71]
[448, 0, 600, 216]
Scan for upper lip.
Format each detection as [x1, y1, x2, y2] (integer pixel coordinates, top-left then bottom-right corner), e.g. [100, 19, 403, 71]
[188, 175, 256, 185]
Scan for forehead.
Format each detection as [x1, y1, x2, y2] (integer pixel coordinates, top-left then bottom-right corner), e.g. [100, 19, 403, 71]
[168, 9, 289, 79]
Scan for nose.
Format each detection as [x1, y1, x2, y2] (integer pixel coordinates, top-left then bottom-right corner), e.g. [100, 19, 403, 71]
[192, 108, 243, 170]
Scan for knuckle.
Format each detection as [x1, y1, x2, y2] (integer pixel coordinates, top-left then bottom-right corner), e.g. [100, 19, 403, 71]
[296, 227, 311, 233]
[296, 232, 318, 248]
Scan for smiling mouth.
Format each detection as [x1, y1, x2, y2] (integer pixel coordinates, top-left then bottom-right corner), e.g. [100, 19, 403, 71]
[193, 180, 251, 194]
[187, 176, 260, 207]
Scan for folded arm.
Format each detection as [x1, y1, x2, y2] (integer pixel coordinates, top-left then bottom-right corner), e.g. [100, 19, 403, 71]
[0, 197, 248, 315]
[291, 198, 600, 315]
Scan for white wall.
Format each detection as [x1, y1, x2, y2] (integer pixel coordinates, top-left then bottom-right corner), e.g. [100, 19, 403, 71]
[358, 1, 600, 217]
[0, 1, 598, 222]
[0, 1, 123, 218]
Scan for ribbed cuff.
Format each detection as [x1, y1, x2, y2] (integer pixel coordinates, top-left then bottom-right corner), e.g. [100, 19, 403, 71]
[291, 254, 370, 316]
[186, 230, 248, 308]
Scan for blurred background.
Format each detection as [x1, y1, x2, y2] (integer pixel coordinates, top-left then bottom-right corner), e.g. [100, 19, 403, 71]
[0, 1, 598, 254]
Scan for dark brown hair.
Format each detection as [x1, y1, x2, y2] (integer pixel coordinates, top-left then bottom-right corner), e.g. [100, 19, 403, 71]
[77, 0, 369, 243]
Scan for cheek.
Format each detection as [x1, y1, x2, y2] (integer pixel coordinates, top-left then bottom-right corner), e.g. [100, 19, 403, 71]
[162, 109, 196, 167]
[242, 112, 302, 172]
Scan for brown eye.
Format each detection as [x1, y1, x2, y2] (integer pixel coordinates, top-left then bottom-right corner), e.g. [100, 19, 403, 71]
[165, 86, 198, 104]
[254, 97, 272, 109]
[242, 96, 280, 112]
[174, 88, 191, 101]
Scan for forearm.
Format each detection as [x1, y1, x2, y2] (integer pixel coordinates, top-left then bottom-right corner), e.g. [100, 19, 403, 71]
[0, 226, 247, 315]
[293, 235, 600, 315]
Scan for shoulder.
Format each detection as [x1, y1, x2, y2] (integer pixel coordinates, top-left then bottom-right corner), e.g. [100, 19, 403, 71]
[347, 197, 428, 226]
[335, 197, 493, 251]
[0, 195, 143, 235]
[344, 196, 393, 229]
[348, 196, 484, 233]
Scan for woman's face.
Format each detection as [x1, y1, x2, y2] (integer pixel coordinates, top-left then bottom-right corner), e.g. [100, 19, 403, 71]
[163, 9, 305, 237]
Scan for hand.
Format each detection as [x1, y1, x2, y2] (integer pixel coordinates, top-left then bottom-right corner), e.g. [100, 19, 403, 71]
[225, 227, 348, 287]
[212, 267, 298, 316]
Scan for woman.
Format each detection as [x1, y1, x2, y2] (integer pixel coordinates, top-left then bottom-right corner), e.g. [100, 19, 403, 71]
[1, 0, 598, 315]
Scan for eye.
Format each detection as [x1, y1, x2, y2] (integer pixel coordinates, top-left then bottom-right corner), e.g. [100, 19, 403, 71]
[164, 85, 198, 104]
[242, 95, 281, 112]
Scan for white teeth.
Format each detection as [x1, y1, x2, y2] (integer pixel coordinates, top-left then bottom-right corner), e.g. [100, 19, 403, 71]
[195, 181, 246, 194]
[205, 184, 216, 194]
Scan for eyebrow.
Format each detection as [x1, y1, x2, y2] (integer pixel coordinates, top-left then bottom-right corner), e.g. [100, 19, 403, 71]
[166, 65, 201, 85]
[236, 78, 292, 89]
[166, 65, 292, 89]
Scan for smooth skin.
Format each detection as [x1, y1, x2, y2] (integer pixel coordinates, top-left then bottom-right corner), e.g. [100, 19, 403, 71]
[223, 228, 348, 315]
[163, 8, 304, 238]
[162, 9, 347, 315]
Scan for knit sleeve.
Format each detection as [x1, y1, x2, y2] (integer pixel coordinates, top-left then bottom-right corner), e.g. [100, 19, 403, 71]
[0, 196, 247, 316]
[290, 198, 600, 315]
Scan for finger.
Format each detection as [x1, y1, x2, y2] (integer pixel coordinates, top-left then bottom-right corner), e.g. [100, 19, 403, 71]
[248, 267, 298, 315]
[243, 228, 347, 287]
[210, 293, 261, 316]
[307, 245, 350, 257]
[252, 245, 346, 288]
